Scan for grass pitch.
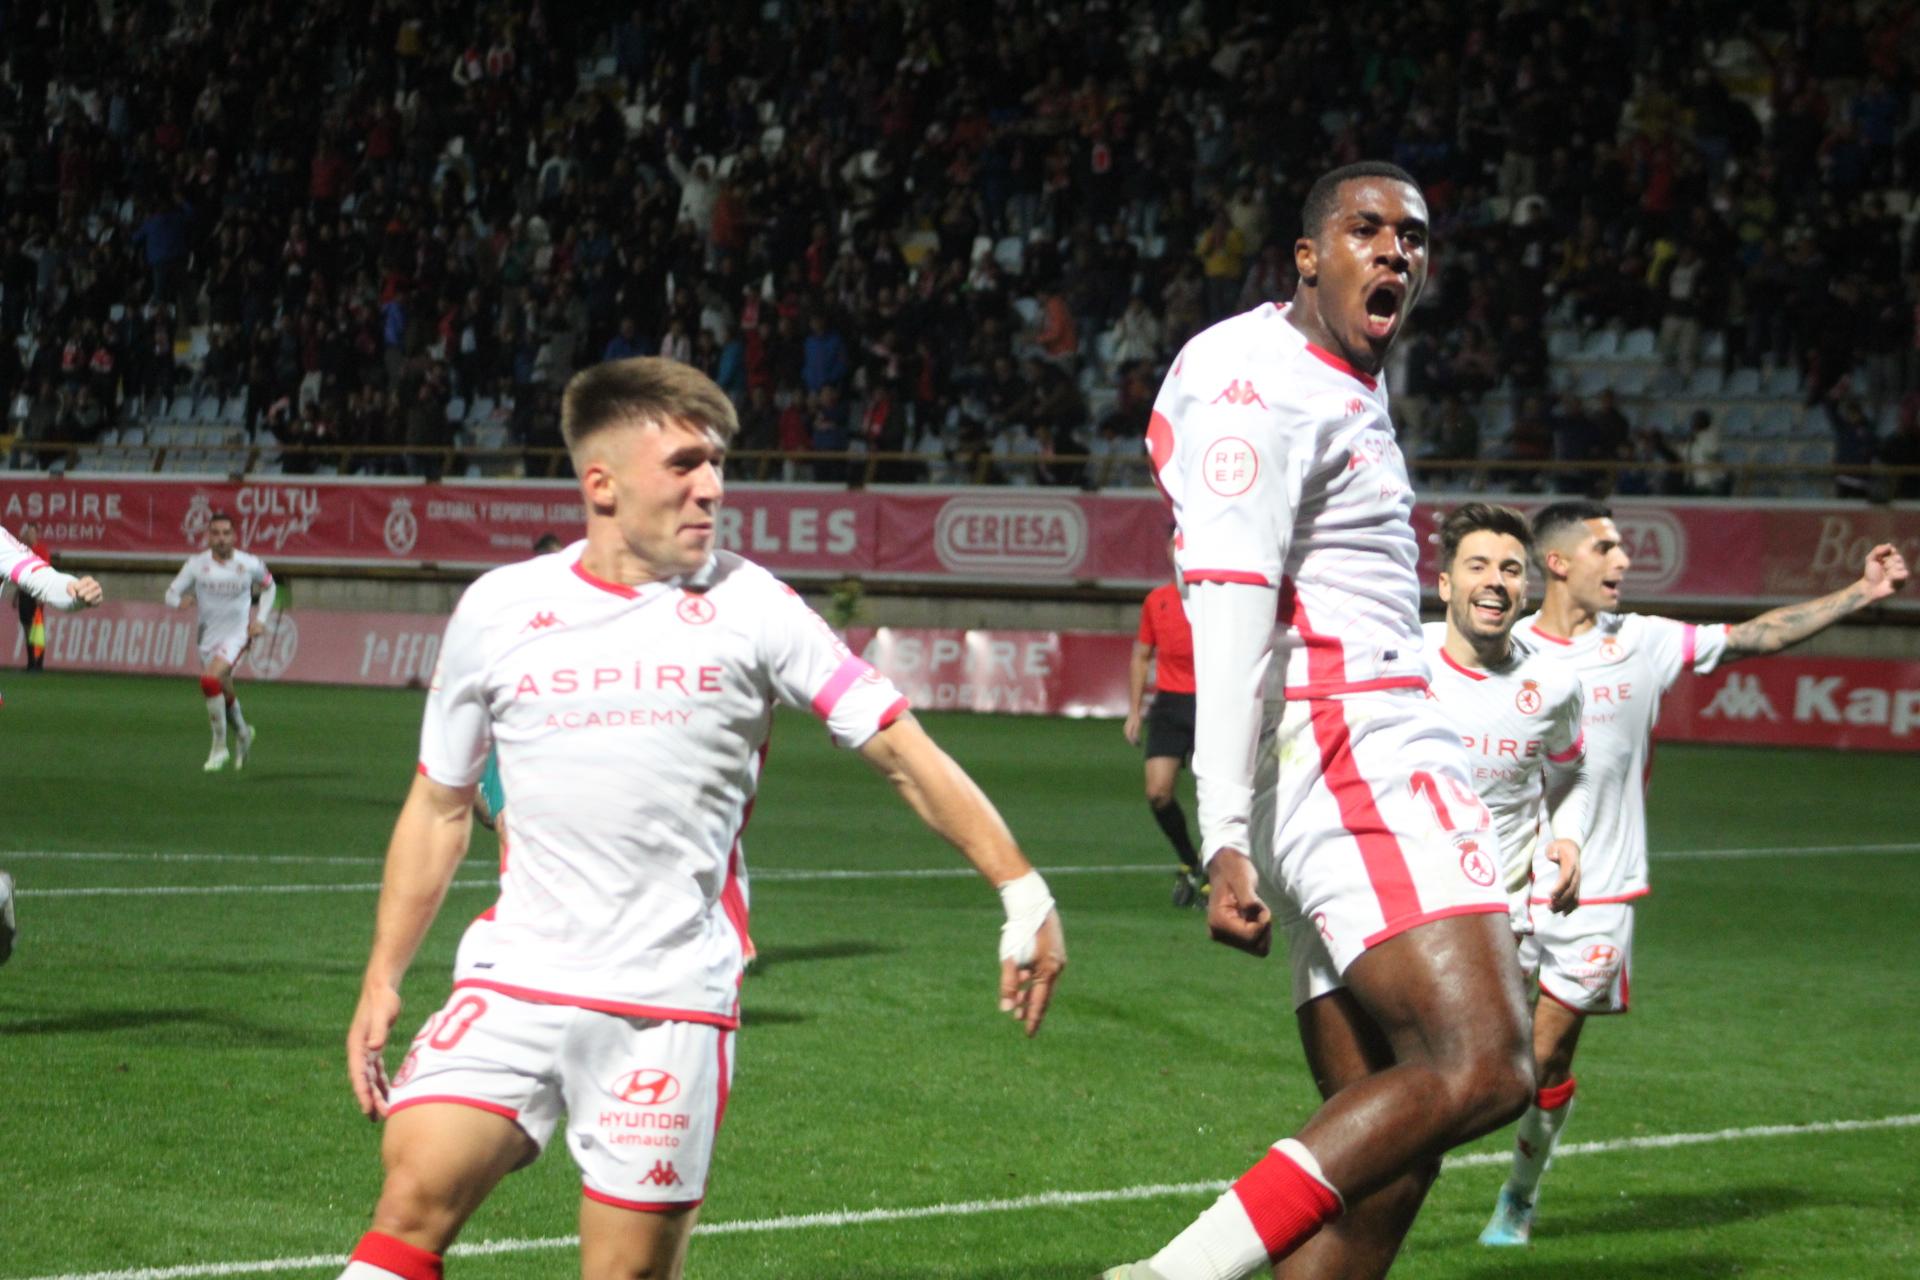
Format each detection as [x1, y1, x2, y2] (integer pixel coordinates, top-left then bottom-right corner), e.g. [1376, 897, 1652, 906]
[1, 672, 1916, 1278]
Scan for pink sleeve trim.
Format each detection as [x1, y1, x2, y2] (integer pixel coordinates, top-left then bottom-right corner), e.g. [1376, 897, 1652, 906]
[877, 696, 910, 730]
[1548, 733, 1584, 764]
[1182, 569, 1273, 587]
[9, 557, 49, 584]
[1681, 623, 1697, 670]
[809, 655, 873, 720]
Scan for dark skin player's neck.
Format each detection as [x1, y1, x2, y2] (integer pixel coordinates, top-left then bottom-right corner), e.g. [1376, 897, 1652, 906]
[1285, 283, 1385, 376]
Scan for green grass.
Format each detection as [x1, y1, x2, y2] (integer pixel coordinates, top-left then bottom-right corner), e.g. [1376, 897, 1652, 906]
[1, 672, 1917, 1278]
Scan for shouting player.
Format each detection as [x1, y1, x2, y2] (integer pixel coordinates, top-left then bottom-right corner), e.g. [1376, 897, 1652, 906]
[1124, 532, 1206, 906]
[1103, 162, 1534, 1280]
[1, 522, 104, 963]
[1478, 499, 1910, 1245]
[335, 358, 1065, 1280]
[165, 512, 275, 771]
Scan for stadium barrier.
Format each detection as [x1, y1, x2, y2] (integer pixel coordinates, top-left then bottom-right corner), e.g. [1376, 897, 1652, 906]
[10, 609, 1916, 750]
[4, 474, 1916, 610]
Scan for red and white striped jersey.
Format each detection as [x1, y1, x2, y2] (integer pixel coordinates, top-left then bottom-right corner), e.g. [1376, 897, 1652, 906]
[2, 525, 83, 609]
[1421, 622, 1587, 893]
[165, 549, 274, 637]
[1515, 611, 1728, 901]
[1147, 303, 1428, 699]
[418, 547, 907, 1029]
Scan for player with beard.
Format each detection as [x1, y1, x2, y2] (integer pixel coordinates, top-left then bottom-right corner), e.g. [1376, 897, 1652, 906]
[1477, 499, 1908, 1245]
[1102, 162, 1534, 1280]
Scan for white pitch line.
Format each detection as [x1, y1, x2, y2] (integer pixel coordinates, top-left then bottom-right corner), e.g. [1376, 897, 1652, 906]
[10, 840, 1920, 900]
[15, 1113, 1919, 1280]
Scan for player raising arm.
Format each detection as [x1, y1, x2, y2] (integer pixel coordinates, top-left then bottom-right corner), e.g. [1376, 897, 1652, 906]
[165, 512, 274, 771]
[1477, 499, 1907, 1246]
[1, 523, 102, 966]
[335, 357, 1063, 1280]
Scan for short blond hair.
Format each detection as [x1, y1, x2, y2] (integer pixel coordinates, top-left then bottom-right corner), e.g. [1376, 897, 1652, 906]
[560, 357, 739, 453]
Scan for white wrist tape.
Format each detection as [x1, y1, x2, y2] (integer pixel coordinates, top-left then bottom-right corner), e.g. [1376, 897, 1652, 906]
[996, 870, 1054, 966]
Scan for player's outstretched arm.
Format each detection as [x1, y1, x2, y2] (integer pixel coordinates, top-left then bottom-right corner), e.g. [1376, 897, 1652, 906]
[347, 772, 477, 1119]
[1724, 543, 1910, 663]
[858, 712, 1065, 1037]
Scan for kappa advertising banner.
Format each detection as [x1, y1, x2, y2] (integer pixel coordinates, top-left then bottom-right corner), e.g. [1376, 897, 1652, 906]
[1662, 656, 1920, 752]
[2, 473, 1915, 603]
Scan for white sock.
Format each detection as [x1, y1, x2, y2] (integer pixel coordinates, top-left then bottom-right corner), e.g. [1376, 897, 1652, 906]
[227, 697, 249, 735]
[206, 695, 228, 749]
[339, 1266, 408, 1279]
[1507, 1090, 1576, 1202]
[1147, 1188, 1270, 1280]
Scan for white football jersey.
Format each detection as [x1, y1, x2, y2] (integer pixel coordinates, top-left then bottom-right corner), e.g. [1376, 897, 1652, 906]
[166, 549, 274, 640]
[1420, 621, 1586, 892]
[1515, 612, 1728, 901]
[2, 525, 83, 609]
[419, 547, 907, 1029]
[1148, 303, 1427, 699]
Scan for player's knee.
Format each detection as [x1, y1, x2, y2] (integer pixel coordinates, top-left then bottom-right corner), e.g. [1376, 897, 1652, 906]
[1145, 784, 1175, 808]
[1460, 1040, 1535, 1131]
[197, 674, 224, 697]
[369, 1165, 463, 1248]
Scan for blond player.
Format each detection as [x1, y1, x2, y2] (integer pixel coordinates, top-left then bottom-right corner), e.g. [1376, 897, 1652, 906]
[1, 523, 104, 964]
[334, 358, 1065, 1280]
[1477, 498, 1910, 1246]
[165, 512, 275, 771]
[1104, 162, 1534, 1280]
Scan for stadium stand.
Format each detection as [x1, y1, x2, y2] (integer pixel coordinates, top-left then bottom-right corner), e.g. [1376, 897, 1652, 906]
[2, 0, 1918, 497]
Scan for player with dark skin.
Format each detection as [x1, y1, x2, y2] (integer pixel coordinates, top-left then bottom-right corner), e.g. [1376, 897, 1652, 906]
[1191, 172, 1533, 1279]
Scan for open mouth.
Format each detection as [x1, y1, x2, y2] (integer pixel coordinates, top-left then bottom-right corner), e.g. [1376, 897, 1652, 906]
[1470, 593, 1509, 624]
[1599, 578, 1622, 597]
[1363, 282, 1404, 339]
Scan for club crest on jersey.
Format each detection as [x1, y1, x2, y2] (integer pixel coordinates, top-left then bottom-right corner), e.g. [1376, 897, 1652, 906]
[1598, 635, 1625, 663]
[1211, 379, 1267, 408]
[1454, 834, 1497, 887]
[1515, 679, 1542, 715]
[676, 593, 716, 625]
[1202, 436, 1259, 497]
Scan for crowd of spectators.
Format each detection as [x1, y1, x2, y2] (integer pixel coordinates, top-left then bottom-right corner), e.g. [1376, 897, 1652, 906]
[1, 0, 1919, 494]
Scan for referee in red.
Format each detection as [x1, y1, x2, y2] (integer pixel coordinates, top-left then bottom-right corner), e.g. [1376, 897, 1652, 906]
[1124, 534, 1204, 905]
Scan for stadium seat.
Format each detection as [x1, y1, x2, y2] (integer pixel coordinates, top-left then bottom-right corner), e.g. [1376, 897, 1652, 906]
[993, 236, 1025, 276]
[1012, 296, 1043, 328]
[1576, 366, 1611, 397]
[760, 124, 786, 158]
[1687, 367, 1724, 395]
[1762, 366, 1800, 397]
[1580, 329, 1620, 360]
[1609, 366, 1650, 396]
[1720, 406, 1756, 437]
[446, 397, 467, 423]
[1755, 405, 1797, 437]
[1701, 330, 1727, 363]
[1548, 330, 1579, 360]
[1620, 328, 1656, 359]
[1726, 367, 1761, 396]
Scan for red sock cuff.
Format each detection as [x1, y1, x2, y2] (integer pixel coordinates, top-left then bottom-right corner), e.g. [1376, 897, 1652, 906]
[349, 1231, 443, 1280]
[1536, 1077, 1577, 1111]
[199, 675, 225, 697]
[1230, 1147, 1343, 1261]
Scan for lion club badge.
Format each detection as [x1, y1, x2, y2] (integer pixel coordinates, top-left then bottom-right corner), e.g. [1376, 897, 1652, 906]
[1598, 634, 1625, 663]
[181, 493, 214, 547]
[676, 592, 716, 625]
[383, 496, 419, 556]
[1515, 679, 1542, 715]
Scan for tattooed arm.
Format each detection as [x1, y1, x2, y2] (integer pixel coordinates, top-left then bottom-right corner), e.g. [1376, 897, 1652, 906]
[1723, 543, 1910, 663]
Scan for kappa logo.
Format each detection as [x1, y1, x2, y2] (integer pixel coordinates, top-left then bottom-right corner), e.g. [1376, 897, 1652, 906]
[1345, 398, 1365, 415]
[1701, 672, 1780, 722]
[1515, 679, 1542, 715]
[1581, 943, 1620, 969]
[1456, 836, 1497, 888]
[612, 1069, 682, 1106]
[1211, 379, 1268, 408]
[639, 1160, 684, 1188]
[522, 611, 562, 632]
[677, 593, 716, 625]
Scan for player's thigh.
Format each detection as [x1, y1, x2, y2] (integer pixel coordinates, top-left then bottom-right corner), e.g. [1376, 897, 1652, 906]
[375, 1103, 538, 1245]
[1296, 985, 1397, 1102]
[1343, 909, 1531, 1073]
[559, 1015, 734, 1214]
[200, 644, 237, 680]
[579, 1196, 699, 1280]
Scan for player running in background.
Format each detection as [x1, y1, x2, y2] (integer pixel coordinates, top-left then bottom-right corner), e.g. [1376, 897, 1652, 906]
[1124, 532, 1206, 906]
[1479, 499, 1909, 1246]
[165, 512, 275, 772]
[1103, 162, 1534, 1280]
[1, 521, 104, 965]
[336, 358, 1065, 1280]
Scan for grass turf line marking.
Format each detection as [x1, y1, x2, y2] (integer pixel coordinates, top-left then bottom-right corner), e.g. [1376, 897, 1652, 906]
[14, 840, 1920, 899]
[16, 1113, 1919, 1280]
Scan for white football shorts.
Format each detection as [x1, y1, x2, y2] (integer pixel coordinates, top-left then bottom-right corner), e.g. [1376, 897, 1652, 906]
[1519, 900, 1635, 1015]
[197, 625, 250, 668]
[1260, 690, 1508, 1009]
[387, 988, 734, 1209]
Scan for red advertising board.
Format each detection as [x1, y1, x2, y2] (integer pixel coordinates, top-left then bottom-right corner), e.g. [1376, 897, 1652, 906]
[6, 474, 1913, 608]
[18, 606, 1912, 751]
